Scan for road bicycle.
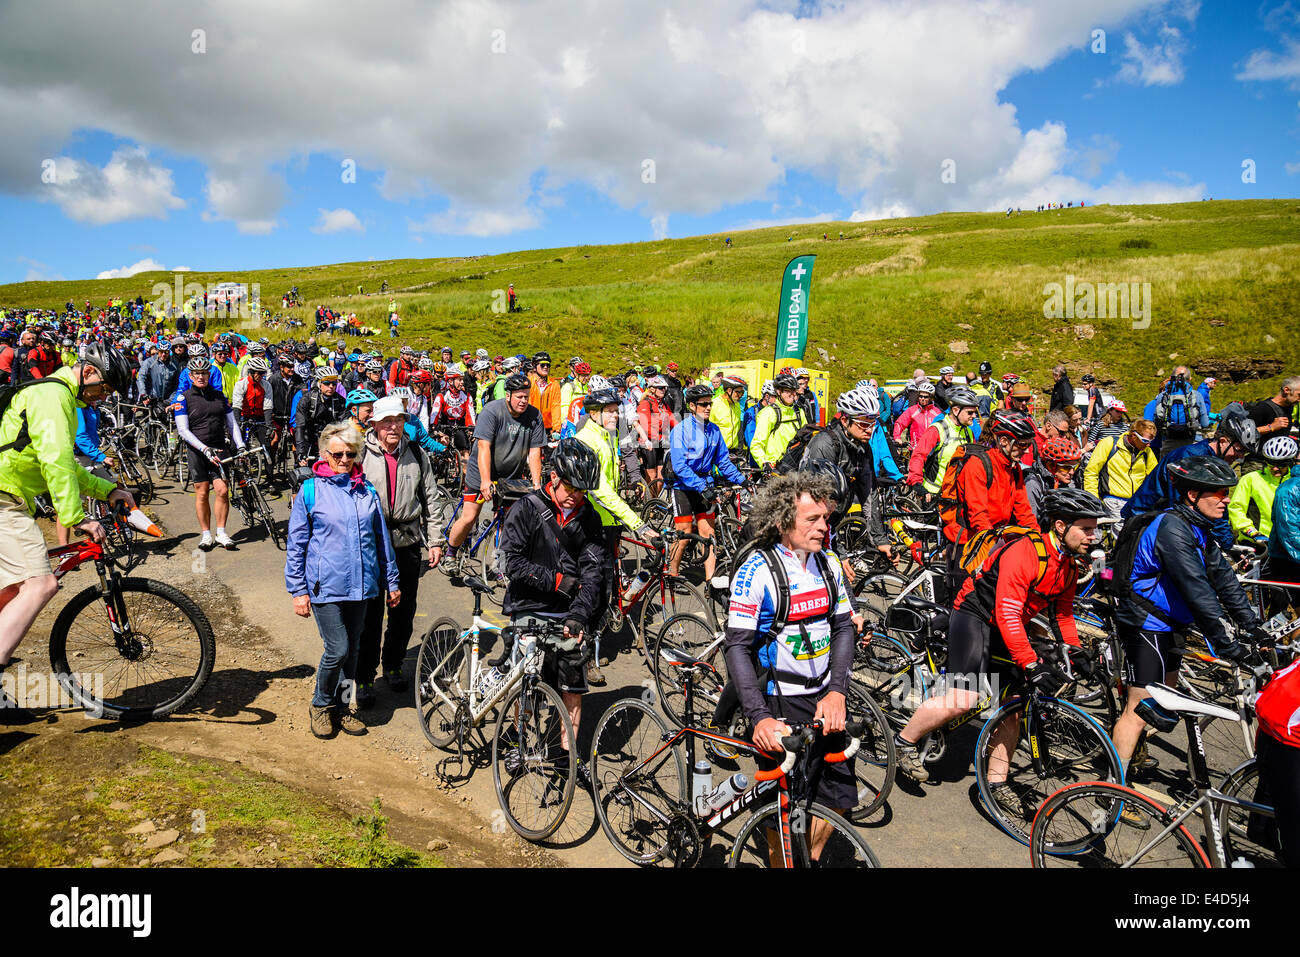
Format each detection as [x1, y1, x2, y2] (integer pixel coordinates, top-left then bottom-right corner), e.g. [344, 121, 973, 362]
[437, 478, 534, 605]
[1029, 676, 1281, 867]
[606, 527, 717, 651]
[45, 502, 216, 721]
[219, 448, 283, 549]
[590, 646, 880, 867]
[413, 575, 579, 841]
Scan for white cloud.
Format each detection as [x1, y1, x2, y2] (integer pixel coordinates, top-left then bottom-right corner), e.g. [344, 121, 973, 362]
[312, 207, 364, 234]
[1117, 26, 1189, 86]
[202, 166, 285, 234]
[17, 255, 64, 282]
[1286, 161, 1300, 175]
[851, 203, 913, 222]
[650, 213, 669, 240]
[1237, 37, 1300, 90]
[96, 258, 168, 279]
[41, 146, 183, 224]
[172, 266, 191, 272]
[410, 207, 540, 237]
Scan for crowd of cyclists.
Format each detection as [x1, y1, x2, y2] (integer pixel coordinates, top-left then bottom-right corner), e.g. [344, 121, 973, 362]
[2, 291, 1300, 868]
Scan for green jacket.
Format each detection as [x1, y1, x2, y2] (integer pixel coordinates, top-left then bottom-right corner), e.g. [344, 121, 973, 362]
[711, 387, 743, 450]
[1228, 467, 1283, 542]
[576, 418, 641, 529]
[0, 366, 117, 526]
[750, 401, 806, 468]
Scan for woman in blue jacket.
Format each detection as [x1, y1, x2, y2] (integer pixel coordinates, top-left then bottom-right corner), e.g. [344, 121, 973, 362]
[285, 421, 401, 740]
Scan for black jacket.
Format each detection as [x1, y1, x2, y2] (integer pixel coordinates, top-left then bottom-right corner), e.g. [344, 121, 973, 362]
[501, 488, 607, 629]
[1050, 374, 1074, 413]
[801, 421, 887, 546]
[294, 386, 345, 460]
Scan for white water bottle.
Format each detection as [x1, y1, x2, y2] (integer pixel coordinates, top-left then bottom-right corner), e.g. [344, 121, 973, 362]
[702, 773, 749, 814]
[691, 760, 713, 816]
[622, 570, 651, 602]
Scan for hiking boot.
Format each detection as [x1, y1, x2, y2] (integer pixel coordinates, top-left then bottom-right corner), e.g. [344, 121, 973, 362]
[336, 709, 367, 736]
[383, 669, 408, 693]
[355, 682, 376, 710]
[895, 736, 930, 783]
[310, 705, 336, 739]
[585, 661, 606, 687]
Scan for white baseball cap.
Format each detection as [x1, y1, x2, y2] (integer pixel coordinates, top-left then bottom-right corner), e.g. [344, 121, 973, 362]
[372, 396, 405, 421]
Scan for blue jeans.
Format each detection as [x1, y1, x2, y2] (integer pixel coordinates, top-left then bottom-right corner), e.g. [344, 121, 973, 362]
[311, 600, 369, 708]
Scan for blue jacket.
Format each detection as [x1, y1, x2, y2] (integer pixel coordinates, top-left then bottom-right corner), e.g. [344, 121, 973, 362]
[742, 403, 760, 450]
[1122, 438, 1233, 548]
[1269, 468, 1300, 563]
[869, 427, 903, 481]
[178, 363, 223, 395]
[403, 413, 446, 455]
[75, 406, 104, 463]
[284, 468, 400, 603]
[1196, 382, 1214, 416]
[667, 415, 745, 491]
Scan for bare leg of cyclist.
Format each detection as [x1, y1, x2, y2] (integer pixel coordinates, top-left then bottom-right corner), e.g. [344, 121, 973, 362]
[447, 498, 483, 551]
[562, 691, 581, 753]
[0, 576, 59, 664]
[668, 521, 691, 577]
[983, 712, 1020, 784]
[194, 482, 211, 531]
[212, 478, 230, 529]
[1113, 681, 1170, 770]
[898, 685, 979, 746]
[698, 515, 716, 580]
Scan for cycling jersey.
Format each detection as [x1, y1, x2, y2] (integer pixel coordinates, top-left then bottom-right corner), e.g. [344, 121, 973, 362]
[1258, 658, 1300, 748]
[946, 445, 1035, 545]
[710, 388, 743, 450]
[430, 388, 474, 427]
[1228, 467, 1283, 542]
[636, 395, 675, 448]
[1083, 433, 1156, 501]
[892, 402, 940, 448]
[576, 418, 642, 529]
[909, 415, 971, 492]
[749, 401, 806, 468]
[174, 384, 236, 450]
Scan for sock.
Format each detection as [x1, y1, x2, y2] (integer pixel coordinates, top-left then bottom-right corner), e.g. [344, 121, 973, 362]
[216, 526, 226, 537]
[200, 529, 212, 541]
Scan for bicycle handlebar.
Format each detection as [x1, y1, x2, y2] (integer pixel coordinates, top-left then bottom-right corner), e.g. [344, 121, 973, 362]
[753, 718, 866, 780]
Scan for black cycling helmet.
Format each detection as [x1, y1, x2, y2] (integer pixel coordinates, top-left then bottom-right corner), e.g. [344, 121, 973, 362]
[1081, 372, 1096, 384]
[1167, 455, 1238, 492]
[772, 373, 799, 392]
[504, 372, 530, 394]
[1216, 412, 1260, 455]
[978, 361, 993, 375]
[80, 342, 132, 395]
[989, 409, 1037, 440]
[608, 374, 627, 390]
[684, 383, 713, 405]
[533, 350, 551, 364]
[551, 437, 601, 490]
[801, 458, 849, 507]
[946, 386, 980, 409]
[1039, 488, 1109, 522]
[583, 388, 619, 411]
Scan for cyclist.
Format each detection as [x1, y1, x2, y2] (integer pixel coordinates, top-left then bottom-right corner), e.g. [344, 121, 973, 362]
[711, 376, 747, 451]
[1025, 436, 1082, 527]
[499, 438, 606, 786]
[362, 358, 388, 399]
[908, 385, 979, 499]
[933, 366, 956, 411]
[560, 360, 592, 420]
[723, 471, 858, 857]
[22, 331, 61, 380]
[750, 373, 807, 471]
[1229, 435, 1299, 548]
[344, 388, 377, 429]
[1250, 376, 1299, 441]
[231, 356, 273, 456]
[294, 367, 346, 468]
[1153, 366, 1209, 453]
[445, 373, 544, 569]
[528, 351, 562, 434]
[388, 345, 417, 388]
[794, 368, 819, 424]
[1085, 397, 1128, 449]
[665, 383, 749, 582]
[168, 358, 237, 550]
[635, 374, 675, 496]
[1267, 458, 1300, 616]
[1112, 456, 1269, 776]
[892, 380, 939, 449]
[894, 488, 1107, 784]
[210, 340, 240, 403]
[1082, 418, 1157, 522]
[140, 336, 188, 405]
[0, 343, 137, 716]
[1255, 655, 1300, 864]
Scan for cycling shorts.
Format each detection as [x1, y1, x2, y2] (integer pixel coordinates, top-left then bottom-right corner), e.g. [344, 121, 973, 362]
[1121, 627, 1184, 689]
[943, 608, 1017, 694]
[186, 444, 232, 485]
[638, 447, 664, 471]
[753, 690, 857, 811]
[447, 428, 471, 452]
[671, 487, 714, 524]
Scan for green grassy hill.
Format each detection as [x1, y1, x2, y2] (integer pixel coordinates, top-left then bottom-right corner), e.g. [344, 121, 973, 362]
[4, 199, 1298, 407]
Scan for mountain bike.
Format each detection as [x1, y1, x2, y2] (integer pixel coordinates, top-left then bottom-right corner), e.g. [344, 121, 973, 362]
[590, 647, 879, 867]
[45, 502, 216, 721]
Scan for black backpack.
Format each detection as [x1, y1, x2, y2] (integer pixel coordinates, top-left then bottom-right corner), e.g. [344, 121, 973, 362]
[775, 411, 820, 474]
[0, 377, 73, 454]
[1097, 509, 1206, 628]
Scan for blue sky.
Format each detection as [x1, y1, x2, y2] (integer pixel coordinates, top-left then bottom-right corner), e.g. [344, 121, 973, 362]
[1, 0, 1297, 285]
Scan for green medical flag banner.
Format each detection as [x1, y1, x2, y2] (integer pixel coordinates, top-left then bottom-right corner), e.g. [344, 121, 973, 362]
[774, 255, 815, 365]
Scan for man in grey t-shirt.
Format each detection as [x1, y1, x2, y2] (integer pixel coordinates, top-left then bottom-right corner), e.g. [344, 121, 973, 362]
[446, 373, 544, 563]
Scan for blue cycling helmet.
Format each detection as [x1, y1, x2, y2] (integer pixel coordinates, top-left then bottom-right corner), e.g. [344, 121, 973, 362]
[345, 388, 378, 409]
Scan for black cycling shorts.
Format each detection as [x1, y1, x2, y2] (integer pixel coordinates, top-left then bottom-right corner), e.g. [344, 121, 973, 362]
[186, 445, 231, 485]
[754, 690, 858, 811]
[671, 487, 714, 523]
[444, 428, 471, 452]
[943, 608, 1017, 694]
[638, 447, 664, 471]
[1121, 627, 1184, 689]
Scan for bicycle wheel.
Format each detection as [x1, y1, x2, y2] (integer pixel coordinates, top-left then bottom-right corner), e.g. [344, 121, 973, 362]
[844, 684, 897, 822]
[590, 698, 688, 866]
[1217, 758, 1282, 868]
[729, 800, 880, 868]
[250, 479, 284, 549]
[975, 695, 1123, 846]
[853, 571, 910, 619]
[1196, 713, 1255, 784]
[114, 449, 154, 505]
[640, 496, 671, 529]
[476, 519, 506, 608]
[637, 575, 714, 647]
[1029, 782, 1209, 867]
[413, 618, 469, 750]
[850, 617, 920, 704]
[48, 578, 216, 721]
[491, 680, 576, 841]
[650, 613, 727, 730]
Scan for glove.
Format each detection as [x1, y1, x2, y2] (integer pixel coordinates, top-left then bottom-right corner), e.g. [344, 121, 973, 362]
[743, 480, 756, 495]
[1025, 662, 1065, 697]
[701, 486, 718, 506]
[1252, 535, 1269, 555]
[1214, 640, 1250, 663]
[564, 618, 585, 641]
[203, 446, 222, 466]
[1067, 646, 1097, 679]
[1248, 625, 1276, 649]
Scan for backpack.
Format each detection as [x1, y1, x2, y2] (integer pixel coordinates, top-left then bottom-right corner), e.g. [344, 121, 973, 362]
[921, 417, 964, 485]
[300, 473, 382, 529]
[936, 443, 994, 536]
[959, 524, 1047, 582]
[1091, 435, 1127, 498]
[1159, 384, 1192, 438]
[1097, 509, 1207, 628]
[0, 377, 73, 455]
[776, 421, 825, 474]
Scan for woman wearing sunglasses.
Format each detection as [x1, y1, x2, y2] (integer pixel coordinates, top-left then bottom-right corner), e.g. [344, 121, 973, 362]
[285, 421, 401, 740]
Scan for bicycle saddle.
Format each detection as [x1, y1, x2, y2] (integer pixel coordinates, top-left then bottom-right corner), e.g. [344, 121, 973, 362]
[1144, 682, 1240, 723]
[462, 575, 496, 596]
[659, 646, 716, 673]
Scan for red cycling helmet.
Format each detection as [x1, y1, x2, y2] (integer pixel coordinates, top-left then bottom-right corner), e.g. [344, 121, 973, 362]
[1041, 437, 1082, 465]
[575, 361, 592, 375]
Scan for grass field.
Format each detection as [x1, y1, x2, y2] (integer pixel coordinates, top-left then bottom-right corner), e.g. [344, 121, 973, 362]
[3, 198, 1297, 407]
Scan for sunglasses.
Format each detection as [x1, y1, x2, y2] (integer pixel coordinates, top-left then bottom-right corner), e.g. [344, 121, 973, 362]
[326, 449, 357, 461]
[537, 363, 550, 368]
[850, 417, 878, 428]
[1133, 434, 1153, 445]
[560, 481, 586, 495]
[695, 401, 713, 408]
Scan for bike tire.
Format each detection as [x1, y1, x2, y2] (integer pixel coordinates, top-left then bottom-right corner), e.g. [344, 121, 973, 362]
[114, 449, 154, 505]
[491, 680, 576, 841]
[48, 577, 216, 721]
[728, 799, 880, 868]
[975, 695, 1123, 847]
[413, 618, 468, 750]
[1216, 758, 1282, 868]
[590, 698, 688, 866]
[476, 519, 506, 608]
[251, 480, 284, 550]
[844, 683, 897, 822]
[1028, 781, 1209, 867]
[650, 613, 727, 731]
[637, 576, 715, 647]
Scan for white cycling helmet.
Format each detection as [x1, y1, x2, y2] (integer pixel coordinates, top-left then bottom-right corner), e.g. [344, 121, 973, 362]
[914, 381, 936, 395]
[760, 379, 775, 397]
[472, 359, 491, 372]
[1261, 435, 1299, 464]
[647, 375, 668, 388]
[836, 387, 880, 419]
[389, 385, 413, 401]
[588, 374, 611, 392]
[501, 356, 521, 371]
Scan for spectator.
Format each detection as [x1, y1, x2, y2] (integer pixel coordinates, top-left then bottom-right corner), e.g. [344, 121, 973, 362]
[1250, 376, 1298, 441]
[1049, 364, 1073, 413]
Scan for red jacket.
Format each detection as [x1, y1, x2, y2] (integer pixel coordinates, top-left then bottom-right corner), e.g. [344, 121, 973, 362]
[1258, 658, 1300, 748]
[388, 358, 414, 387]
[954, 532, 1081, 668]
[25, 345, 60, 380]
[949, 446, 1036, 543]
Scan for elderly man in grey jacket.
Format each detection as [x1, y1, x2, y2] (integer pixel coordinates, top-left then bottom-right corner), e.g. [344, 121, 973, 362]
[356, 395, 449, 706]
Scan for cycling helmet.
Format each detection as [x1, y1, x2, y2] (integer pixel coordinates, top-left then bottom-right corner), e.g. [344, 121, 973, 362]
[504, 373, 530, 393]
[61, 337, 73, 348]
[551, 437, 601, 490]
[989, 409, 1037, 439]
[583, 388, 620, 411]
[400, 345, 414, 355]
[365, 360, 384, 373]
[187, 343, 207, 358]
[293, 341, 309, 355]
[1001, 373, 1021, 386]
[432, 361, 447, 375]
[1081, 372, 1095, 384]
[568, 356, 581, 368]
[802, 459, 850, 508]
[855, 379, 873, 390]
[647, 375, 668, 389]
[608, 375, 627, 390]
[501, 356, 521, 372]
[1216, 413, 1260, 454]
[760, 380, 775, 397]
[418, 357, 434, 371]
[187, 356, 212, 373]
[1167, 455, 1238, 492]
[1105, 398, 1127, 414]
[389, 386, 412, 400]
[979, 361, 993, 375]
[493, 355, 505, 364]
[476, 348, 489, 359]
[772, 373, 799, 392]
[277, 353, 295, 367]
[720, 375, 746, 392]
[1040, 488, 1109, 522]
[443, 368, 462, 382]
[946, 386, 980, 409]
[914, 381, 936, 396]
[794, 367, 810, 378]
[472, 360, 491, 372]
[836, 387, 880, 418]
[938, 365, 955, 376]
[314, 366, 339, 382]
[684, 383, 714, 405]
[412, 370, 434, 386]
[249, 342, 266, 355]
[245, 357, 269, 374]
[1041, 437, 1083, 465]
[574, 361, 592, 375]
[534, 351, 551, 364]
[80, 343, 132, 395]
[345, 388, 378, 409]
[588, 375, 611, 392]
[1261, 435, 1299, 464]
